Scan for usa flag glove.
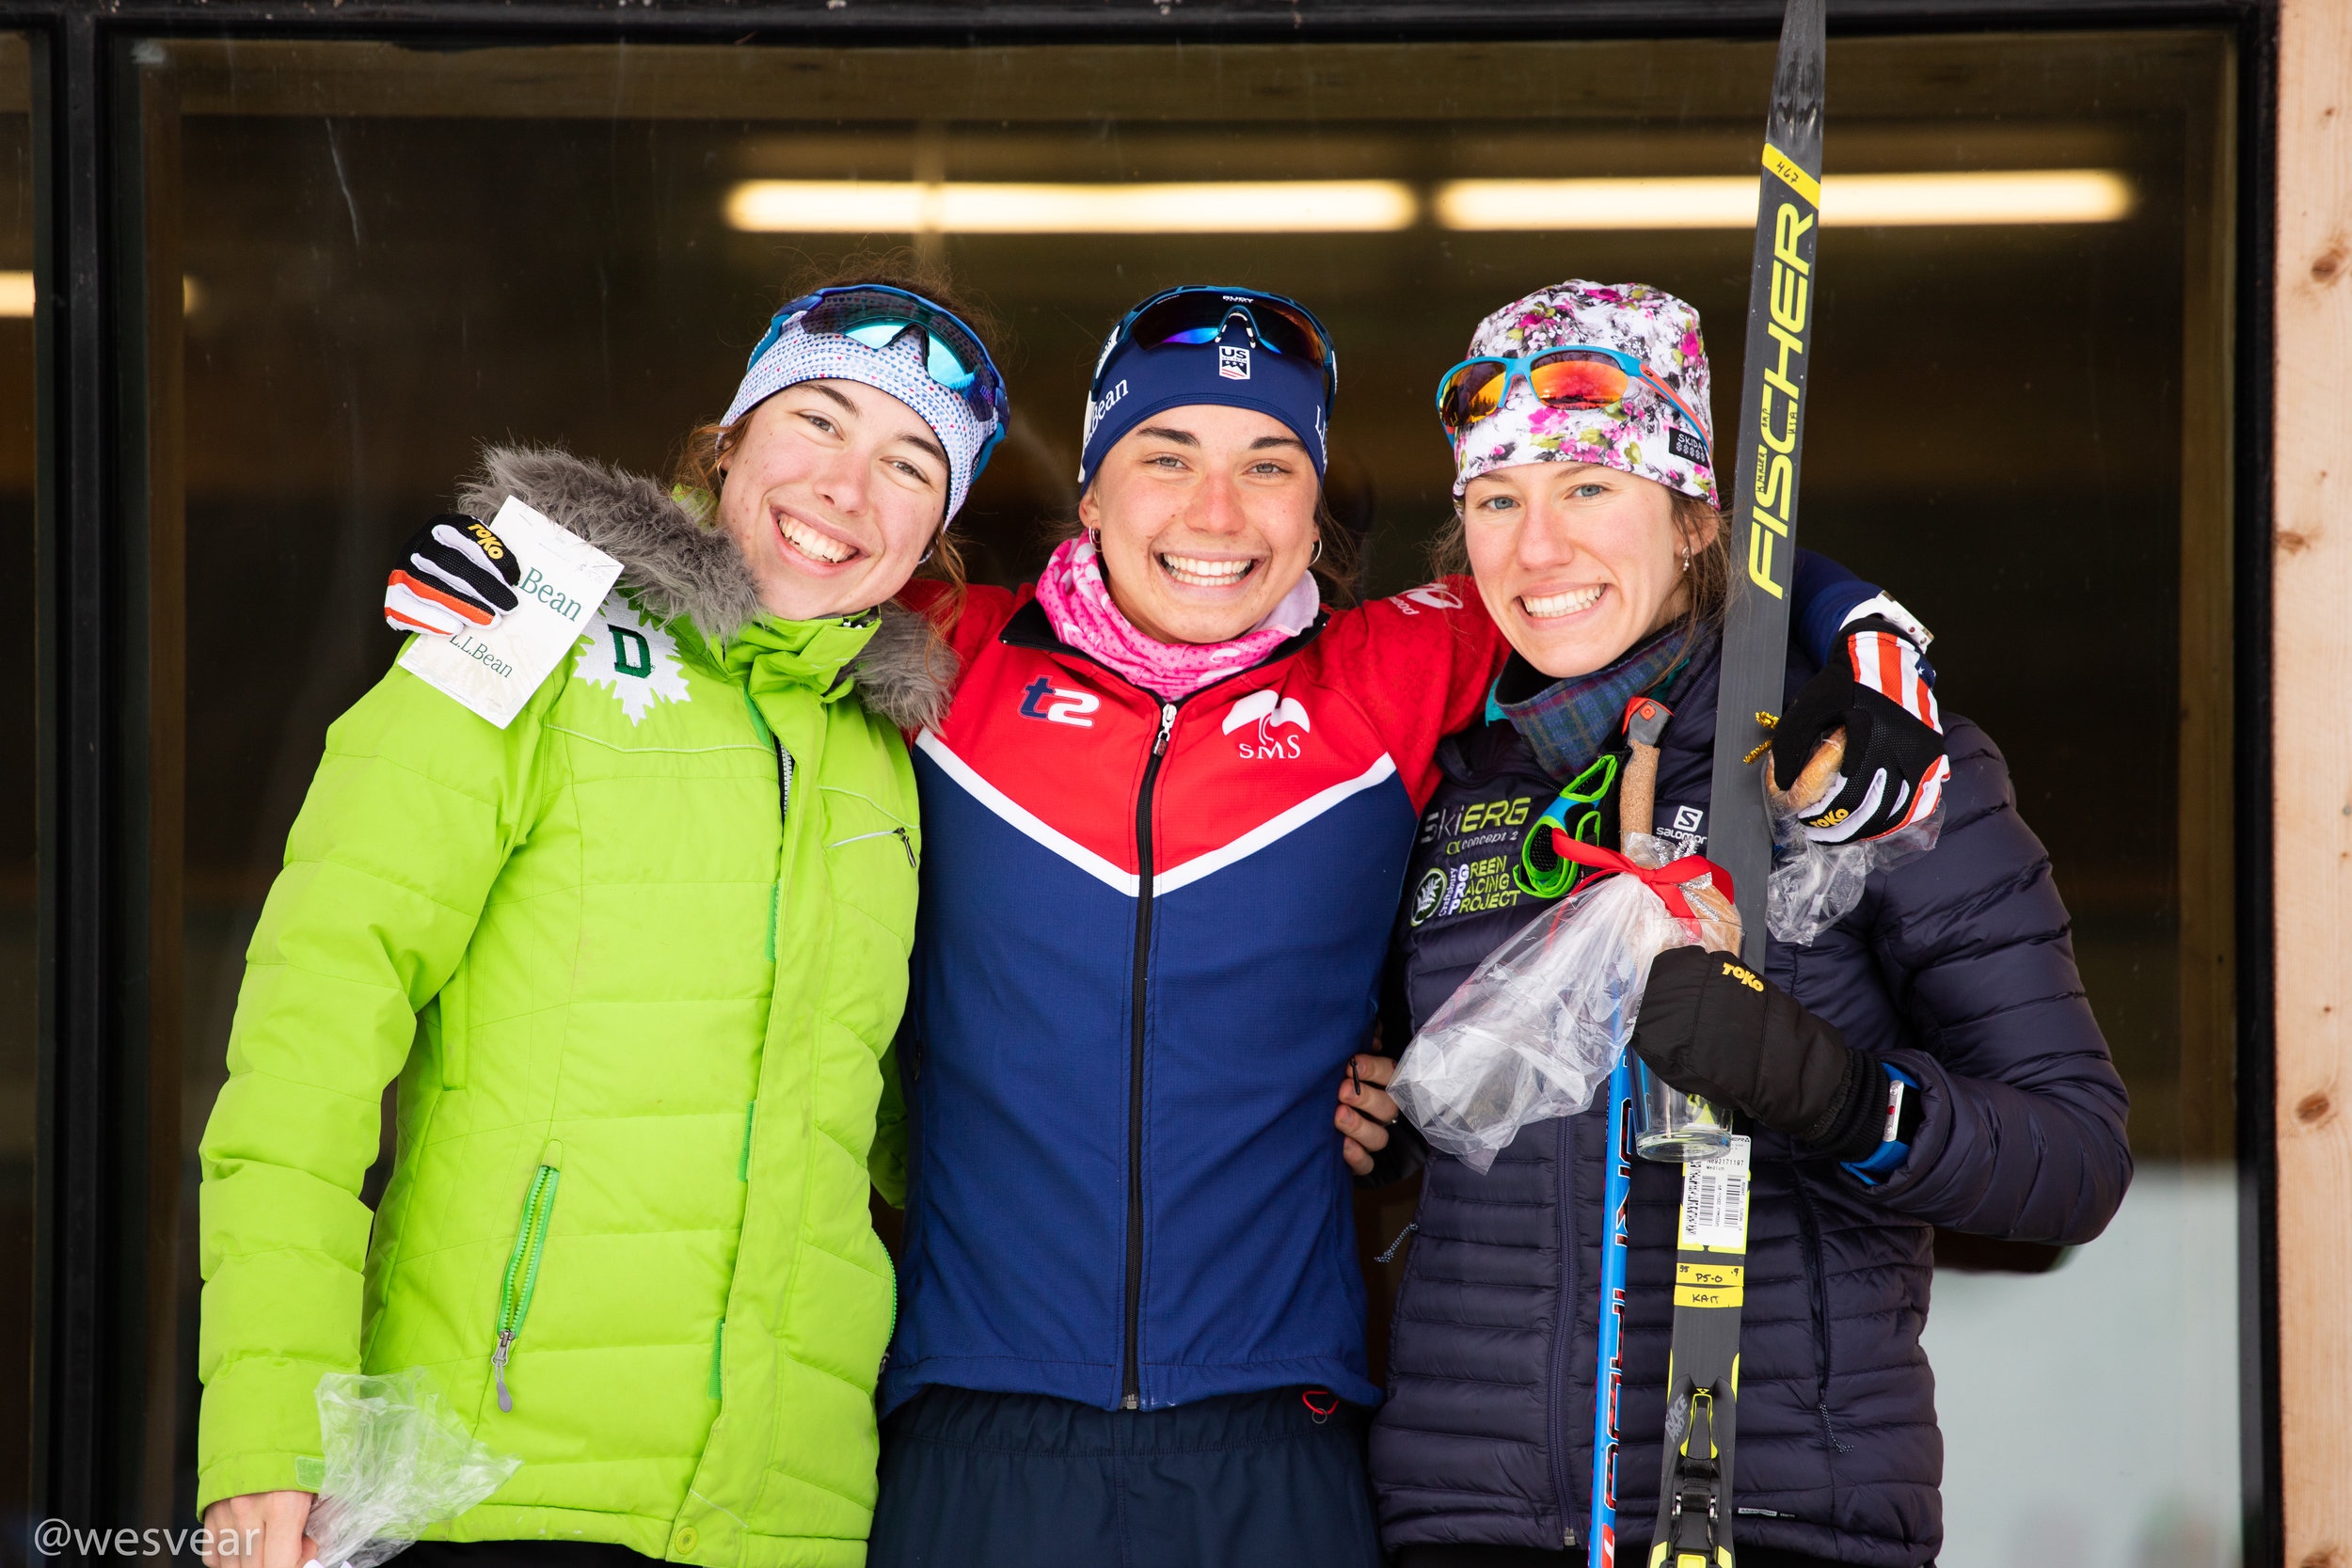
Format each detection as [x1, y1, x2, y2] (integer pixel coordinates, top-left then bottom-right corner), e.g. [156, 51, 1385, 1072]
[385, 514, 522, 637]
[1771, 595, 1950, 846]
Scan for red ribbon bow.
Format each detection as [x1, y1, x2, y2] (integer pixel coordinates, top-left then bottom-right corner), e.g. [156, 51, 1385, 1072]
[1549, 832, 1737, 925]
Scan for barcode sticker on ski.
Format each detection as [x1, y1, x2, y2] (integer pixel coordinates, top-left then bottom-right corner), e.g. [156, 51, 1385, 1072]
[1679, 1134, 1752, 1252]
[399, 496, 622, 729]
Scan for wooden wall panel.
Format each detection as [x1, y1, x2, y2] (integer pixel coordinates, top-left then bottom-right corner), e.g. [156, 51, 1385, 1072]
[2274, 0, 2352, 1554]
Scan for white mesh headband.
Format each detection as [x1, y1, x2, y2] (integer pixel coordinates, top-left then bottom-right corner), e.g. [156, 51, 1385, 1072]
[723, 324, 996, 524]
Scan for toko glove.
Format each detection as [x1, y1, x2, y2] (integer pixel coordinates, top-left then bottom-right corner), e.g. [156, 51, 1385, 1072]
[1772, 596, 1949, 845]
[1630, 946, 1907, 1164]
[384, 514, 522, 637]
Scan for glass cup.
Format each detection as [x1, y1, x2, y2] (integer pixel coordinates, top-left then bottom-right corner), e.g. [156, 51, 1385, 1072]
[1634, 1063, 1735, 1163]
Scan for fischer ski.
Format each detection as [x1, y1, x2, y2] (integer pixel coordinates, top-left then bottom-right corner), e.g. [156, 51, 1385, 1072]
[1651, 1, 1825, 1565]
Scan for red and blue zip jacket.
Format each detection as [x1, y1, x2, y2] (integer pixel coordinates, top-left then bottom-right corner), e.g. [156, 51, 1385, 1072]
[882, 557, 1888, 1417]
[883, 577, 1507, 1413]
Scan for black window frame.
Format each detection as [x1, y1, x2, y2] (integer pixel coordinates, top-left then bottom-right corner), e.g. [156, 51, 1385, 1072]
[0, 0, 2278, 1559]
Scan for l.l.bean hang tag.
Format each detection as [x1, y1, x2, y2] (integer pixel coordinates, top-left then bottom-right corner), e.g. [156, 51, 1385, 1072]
[399, 496, 622, 729]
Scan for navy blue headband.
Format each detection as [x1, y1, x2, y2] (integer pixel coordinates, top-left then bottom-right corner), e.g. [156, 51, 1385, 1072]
[1077, 318, 1331, 488]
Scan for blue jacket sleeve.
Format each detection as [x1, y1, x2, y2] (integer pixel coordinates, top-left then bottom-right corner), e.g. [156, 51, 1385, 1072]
[1848, 719, 2133, 1243]
[1790, 547, 1880, 671]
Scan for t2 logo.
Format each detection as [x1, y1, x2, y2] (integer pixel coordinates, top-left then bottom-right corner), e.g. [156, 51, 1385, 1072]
[1018, 676, 1102, 728]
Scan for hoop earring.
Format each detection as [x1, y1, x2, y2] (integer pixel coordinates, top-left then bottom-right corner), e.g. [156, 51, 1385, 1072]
[1310, 537, 1325, 566]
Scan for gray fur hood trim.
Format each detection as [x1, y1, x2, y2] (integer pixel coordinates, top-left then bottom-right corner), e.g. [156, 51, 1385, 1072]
[459, 444, 955, 732]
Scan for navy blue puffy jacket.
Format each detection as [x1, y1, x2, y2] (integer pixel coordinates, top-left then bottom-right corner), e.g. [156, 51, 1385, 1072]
[1368, 631, 2131, 1566]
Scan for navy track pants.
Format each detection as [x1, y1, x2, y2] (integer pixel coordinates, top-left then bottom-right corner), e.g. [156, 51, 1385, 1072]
[867, 1384, 1384, 1568]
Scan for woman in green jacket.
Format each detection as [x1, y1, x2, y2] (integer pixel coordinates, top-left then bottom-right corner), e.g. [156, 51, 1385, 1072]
[196, 272, 1005, 1568]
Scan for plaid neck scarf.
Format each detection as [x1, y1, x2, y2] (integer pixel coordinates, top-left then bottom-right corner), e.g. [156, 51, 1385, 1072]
[1492, 625, 1691, 784]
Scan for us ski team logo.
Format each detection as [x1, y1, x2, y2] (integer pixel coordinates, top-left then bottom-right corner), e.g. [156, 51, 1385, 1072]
[577, 593, 691, 723]
[1218, 344, 1251, 380]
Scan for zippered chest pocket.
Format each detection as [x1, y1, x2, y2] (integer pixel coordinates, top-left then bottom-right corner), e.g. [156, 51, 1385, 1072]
[820, 787, 922, 934]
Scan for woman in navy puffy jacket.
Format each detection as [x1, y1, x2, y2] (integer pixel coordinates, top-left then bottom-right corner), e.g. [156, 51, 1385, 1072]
[1341, 280, 2132, 1568]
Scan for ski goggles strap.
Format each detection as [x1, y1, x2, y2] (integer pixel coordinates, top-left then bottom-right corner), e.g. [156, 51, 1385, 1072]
[1517, 752, 1620, 899]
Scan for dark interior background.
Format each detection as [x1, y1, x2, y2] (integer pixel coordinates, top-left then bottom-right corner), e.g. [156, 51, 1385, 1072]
[0, 27, 2235, 1546]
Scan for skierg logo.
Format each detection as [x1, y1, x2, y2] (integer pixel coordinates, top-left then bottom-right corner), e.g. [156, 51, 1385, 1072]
[1222, 689, 1310, 758]
[1422, 793, 1532, 847]
[576, 594, 691, 724]
[1018, 676, 1101, 727]
[1669, 427, 1709, 466]
[1218, 344, 1252, 380]
[1409, 867, 1446, 927]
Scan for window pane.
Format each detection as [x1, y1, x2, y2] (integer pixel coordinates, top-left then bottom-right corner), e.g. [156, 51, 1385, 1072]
[0, 28, 33, 1534]
[137, 32, 2237, 1560]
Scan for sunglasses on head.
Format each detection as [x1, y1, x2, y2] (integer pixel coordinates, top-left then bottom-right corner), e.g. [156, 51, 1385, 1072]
[753, 284, 1009, 434]
[1435, 346, 1710, 460]
[1111, 286, 1339, 390]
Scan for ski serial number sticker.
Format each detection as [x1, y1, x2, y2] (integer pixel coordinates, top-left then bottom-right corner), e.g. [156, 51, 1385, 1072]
[1678, 1133, 1753, 1253]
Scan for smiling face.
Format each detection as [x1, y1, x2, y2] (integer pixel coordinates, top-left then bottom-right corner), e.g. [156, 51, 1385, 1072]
[1461, 462, 1711, 678]
[1076, 403, 1321, 646]
[715, 378, 949, 622]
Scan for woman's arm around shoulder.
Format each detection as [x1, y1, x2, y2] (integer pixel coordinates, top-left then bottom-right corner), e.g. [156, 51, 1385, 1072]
[1855, 715, 2133, 1245]
[1320, 577, 1510, 806]
[895, 578, 1022, 674]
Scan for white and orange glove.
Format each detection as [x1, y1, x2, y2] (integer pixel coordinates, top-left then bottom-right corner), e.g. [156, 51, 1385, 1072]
[384, 514, 522, 637]
[1772, 594, 1950, 845]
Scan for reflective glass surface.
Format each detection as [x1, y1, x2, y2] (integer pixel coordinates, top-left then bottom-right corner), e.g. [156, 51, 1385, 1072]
[135, 32, 2239, 1560]
[0, 30, 33, 1544]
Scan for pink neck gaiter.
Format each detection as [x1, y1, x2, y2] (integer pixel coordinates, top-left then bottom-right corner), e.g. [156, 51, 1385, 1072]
[1032, 534, 1322, 700]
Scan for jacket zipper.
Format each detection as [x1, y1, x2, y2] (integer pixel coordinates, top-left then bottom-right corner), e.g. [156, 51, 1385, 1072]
[826, 826, 919, 869]
[1120, 699, 1179, 1410]
[1547, 1115, 1580, 1545]
[491, 1164, 562, 1412]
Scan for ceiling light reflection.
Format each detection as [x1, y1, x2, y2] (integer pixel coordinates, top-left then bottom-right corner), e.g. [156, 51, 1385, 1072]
[724, 180, 1411, 234]
[0, 271, 206, 317]
[1436, 169, 2136, 230]
[725, 180, 1419, 234]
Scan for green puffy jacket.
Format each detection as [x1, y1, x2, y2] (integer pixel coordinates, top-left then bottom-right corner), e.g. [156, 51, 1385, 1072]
[196, 449, 948, 1566]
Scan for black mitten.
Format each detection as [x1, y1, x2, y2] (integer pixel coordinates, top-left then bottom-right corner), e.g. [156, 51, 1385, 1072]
[1630, 946, 1887, 1161]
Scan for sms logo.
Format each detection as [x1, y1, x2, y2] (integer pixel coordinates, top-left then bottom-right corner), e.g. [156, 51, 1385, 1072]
[1223, 689, 1311, 759]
